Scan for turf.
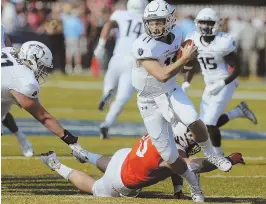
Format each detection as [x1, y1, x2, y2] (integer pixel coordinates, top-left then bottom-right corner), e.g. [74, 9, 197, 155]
[2, 136, 266, 204]
[2, 74, 266, 203]
[9, 74, 266, 132]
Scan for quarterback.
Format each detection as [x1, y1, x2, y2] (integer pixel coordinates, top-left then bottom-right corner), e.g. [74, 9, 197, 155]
[131, 1, 231, 192]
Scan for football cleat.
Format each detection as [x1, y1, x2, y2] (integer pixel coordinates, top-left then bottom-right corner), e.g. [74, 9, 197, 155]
[237, 101, 257, 124]
[228, 152, 245, 165]
[100, 127, 110, 140]
[174, 190, 185, 199]
[190, 184, 204, 202]
[98, 89, 115, 111]
[40, 151, 61, 170]
[17, 137, 34, 157]
[207, 154, 232, 172]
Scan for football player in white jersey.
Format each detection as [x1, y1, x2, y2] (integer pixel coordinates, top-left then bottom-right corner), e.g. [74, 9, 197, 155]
[182, 8, 257, 156]
[94, 0, 149, 139]
[131, 0, 234, 201]
[1, 41, 84, 156]
[1, 24, 33, 157]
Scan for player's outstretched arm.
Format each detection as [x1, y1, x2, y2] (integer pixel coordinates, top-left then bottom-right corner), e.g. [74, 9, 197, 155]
[223, 51, 241, 85]
[140, 44, 197, 83]
[9, 90, 78, 146]
[94, 20, 117, 61]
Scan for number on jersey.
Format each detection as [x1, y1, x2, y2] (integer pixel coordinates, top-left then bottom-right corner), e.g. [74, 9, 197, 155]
[198, 57, 217, 70]
[1, 52, 13, 67]
[126, 20, 142, 38]
[136, 134, 150, 157]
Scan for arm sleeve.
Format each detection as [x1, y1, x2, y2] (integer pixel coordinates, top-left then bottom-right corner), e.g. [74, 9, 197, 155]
[9, 81, 40, 99]
[110, 10, 122, 21]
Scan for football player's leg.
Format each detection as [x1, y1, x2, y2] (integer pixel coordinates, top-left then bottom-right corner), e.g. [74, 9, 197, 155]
[41, 151, 95, 193]
[170, 87, 232, 172]
[102, 69, 134, 128]
[201, 82, 235, 156]
[72, 149, 111, 173]
[217, 101, 257, 127]
[169, 87, 213, 156]
[2, 105, 33, 157]
[98, 56, 119, 111]
[139, 103, 203, 200]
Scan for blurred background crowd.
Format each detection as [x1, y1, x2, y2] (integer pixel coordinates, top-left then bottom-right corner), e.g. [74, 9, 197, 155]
[1, 0, 266, 79]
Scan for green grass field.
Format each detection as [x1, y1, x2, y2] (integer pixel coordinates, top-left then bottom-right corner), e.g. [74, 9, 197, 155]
[2, 74, 266, 203]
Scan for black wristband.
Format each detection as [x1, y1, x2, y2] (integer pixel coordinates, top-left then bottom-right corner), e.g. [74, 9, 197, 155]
[61, 129, 78, 145]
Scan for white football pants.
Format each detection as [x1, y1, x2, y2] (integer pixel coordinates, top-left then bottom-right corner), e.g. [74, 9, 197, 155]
[137, 85, 198, 163]
[102, 55, 135, 127]
[200, 80, 237, 126]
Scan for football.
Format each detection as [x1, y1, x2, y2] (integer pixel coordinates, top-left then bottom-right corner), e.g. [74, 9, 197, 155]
[176, 39, 198, 72]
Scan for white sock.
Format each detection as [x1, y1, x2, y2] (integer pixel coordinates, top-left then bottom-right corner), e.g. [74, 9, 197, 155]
[213, 146, 223, 156]
[226, 107, 244, 120]
[55, 164, 73, 180]
[198, 138, 215, 157]
[84, 151, 102, 166]
[181, 169, 198, 187]
[16, 129, 26, 141]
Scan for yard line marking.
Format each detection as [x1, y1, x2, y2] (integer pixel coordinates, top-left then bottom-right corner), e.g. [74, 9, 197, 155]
[2, 156, 266, 161]
[205, 175, 266, 178]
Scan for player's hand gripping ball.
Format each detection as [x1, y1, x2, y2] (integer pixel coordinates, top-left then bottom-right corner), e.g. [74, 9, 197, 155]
[177, 39, 198, 73]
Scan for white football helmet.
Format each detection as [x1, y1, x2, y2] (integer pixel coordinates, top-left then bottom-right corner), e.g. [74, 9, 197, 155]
[18, 41, 53, 83]
[195, 8, 220, 36]
[127, 0, 148, 14]
[143, 0, 176, 38]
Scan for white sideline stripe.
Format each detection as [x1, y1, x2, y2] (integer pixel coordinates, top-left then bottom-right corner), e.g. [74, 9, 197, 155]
[205, 175, 266, 178]
[2, 156, 266, 160]
[43, 81, 266, 100]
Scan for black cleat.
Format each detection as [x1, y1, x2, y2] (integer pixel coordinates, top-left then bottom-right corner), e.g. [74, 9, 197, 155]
[174, 190, 185, 199]
[98, 89, 115, 111]
[100, 127, 110, 140]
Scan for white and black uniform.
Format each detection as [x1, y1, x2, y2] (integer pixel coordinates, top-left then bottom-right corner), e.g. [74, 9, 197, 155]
[102, 10, 144, 127]
[132, 25, 198, 164]
[1, 47, 40, 119]
[186, 31, 237, 125]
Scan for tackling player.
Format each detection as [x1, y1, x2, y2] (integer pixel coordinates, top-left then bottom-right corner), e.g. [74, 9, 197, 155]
[94, 0, 148, 139]
[40, 132, 244, 202]
[1, 24, 33, 157]
[181, 8, 257, 156]
[1, 41, 83, 156]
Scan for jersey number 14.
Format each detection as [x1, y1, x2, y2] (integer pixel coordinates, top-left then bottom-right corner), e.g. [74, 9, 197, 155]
[126, 20, 142, 38]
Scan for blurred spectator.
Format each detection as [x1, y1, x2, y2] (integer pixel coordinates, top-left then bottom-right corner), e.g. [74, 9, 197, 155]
[61, 3, 84, 74]
[178, 14, 196, 38]
[238, 19, 259, 77]
[1, 0, 19, 33]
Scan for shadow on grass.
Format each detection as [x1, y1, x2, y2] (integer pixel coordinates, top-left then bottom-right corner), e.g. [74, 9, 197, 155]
[2, 175, 266, 203]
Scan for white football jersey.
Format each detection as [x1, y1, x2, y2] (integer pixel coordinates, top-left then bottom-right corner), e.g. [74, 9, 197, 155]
[132, 25, 183, 98]
[1, 24, 6, 48]
[111, 10, 144, 56]
[1, 47, 40, 117]
[186, 31, 236, 83]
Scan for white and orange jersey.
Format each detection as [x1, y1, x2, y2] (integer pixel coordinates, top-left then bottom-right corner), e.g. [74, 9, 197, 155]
[121, 134, 172, 189]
